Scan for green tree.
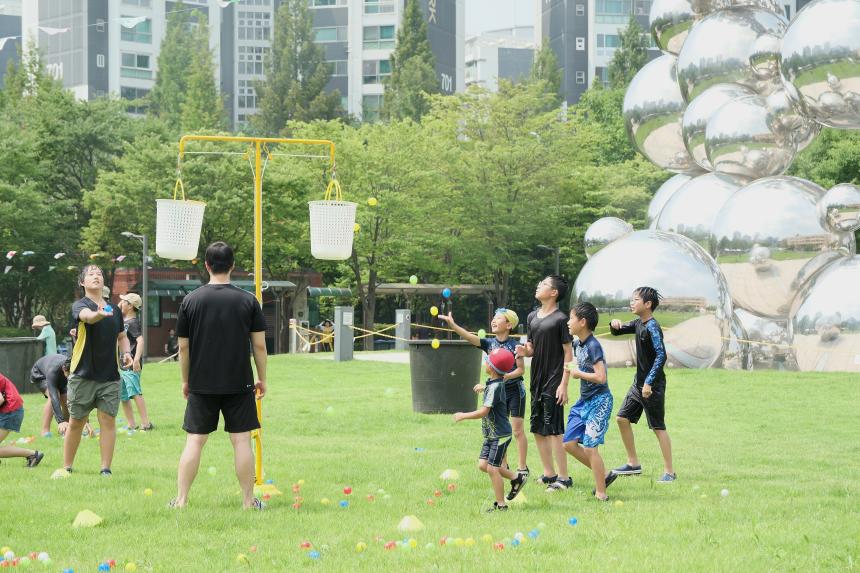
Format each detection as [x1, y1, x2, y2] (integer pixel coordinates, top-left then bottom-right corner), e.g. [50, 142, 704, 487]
[381, 0, 438, 122]
[608, 17, 649, 88]
[252, 0, 342, 135]
[180, 19, 226, 132]
[531, 38, 563, 102]
[148, 2, 201, 126]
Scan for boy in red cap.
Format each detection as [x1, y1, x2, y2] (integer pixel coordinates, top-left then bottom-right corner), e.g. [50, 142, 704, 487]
[453, 347, 519, 512]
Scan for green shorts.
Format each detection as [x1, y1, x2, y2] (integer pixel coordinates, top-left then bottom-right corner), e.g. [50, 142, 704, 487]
[67, 375, 120, 419]
[120, 370, 143, 401]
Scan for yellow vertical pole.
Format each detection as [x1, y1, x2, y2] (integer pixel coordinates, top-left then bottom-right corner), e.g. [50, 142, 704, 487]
[253, 140, 264, 485]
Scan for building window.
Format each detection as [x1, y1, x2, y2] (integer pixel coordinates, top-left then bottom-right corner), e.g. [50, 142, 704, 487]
[309, 0, 346, 6]
[595, 66, 609, 87]
[121, 17, 152, 43]
[238, 11, 271, 41]
[575, 71, 586, 84]
[634, 0, 650, 14]
[596, 33, 620, 55]
[362, 94, 383, 122]
[238, 45, 269, 75]
[120, 52, 151, 79]
[575, 37, 585, 50]
[314, 26, 347, 43]
[96, 19, 105, 32]
[238, 79, 258, 109]
[121, 85, 150, 114]
[363, 25, 395, 49]
[575, 3, 585, 15]
[364, 0, 395, 14]
[362, 59, 391, 84]
[328, 59, 348, 76]
[96, 54, 105, 67]
[240, 0, 272, 5]
[595, 0, 633, 23]
[122, 0, 151, 6]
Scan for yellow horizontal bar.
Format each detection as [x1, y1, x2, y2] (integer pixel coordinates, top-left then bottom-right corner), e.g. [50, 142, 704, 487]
[178, 135, 335, 168]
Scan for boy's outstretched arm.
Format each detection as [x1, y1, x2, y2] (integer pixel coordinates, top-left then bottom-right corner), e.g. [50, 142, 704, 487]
[609, 319, 636, 335]
[452, 406, 490, 422]
[437, 312, 480, 346]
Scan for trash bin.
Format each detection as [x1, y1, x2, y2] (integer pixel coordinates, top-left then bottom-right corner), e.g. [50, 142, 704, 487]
[0, 338, 44, 394]
[408, 340, 483, 414]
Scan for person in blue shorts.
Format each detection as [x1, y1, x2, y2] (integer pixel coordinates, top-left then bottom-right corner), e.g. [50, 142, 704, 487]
[438, 308, 529, 497]
[562, 302, 616, 501]
[453, 348, 520, 512]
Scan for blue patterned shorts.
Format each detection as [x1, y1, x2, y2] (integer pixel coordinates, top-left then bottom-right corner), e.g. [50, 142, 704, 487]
[563, 392, 613, 448]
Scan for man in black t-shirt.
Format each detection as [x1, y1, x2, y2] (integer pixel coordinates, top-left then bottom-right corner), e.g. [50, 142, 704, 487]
[64, 264, 133, 476]
[516, 276, 574, 492]
[170, 242, 268, 511]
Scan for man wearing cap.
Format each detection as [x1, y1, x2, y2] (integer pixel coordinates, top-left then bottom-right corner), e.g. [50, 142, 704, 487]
[118, 293, 153, 431]
[32, 315, 56, 356]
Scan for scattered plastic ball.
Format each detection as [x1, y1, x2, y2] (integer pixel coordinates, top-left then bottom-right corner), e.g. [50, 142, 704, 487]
[481, 534, 493, 543]
[62, 569, 74, 573]
[447, 483, 457, 492]
[477, 328, 486, 338]
[292, 484, 301, 493]
[143, 488, 153, 496]
[568, 517, 578, 526]
[236, 554, 249, 564]
[343, 486, 353, 495]
[3, 552, 14, 561]
[494, 543, 505, 551]
[537, 522, 546, 530]
[265, 479, 274, 484]
[339, 500, 349, 508]
[367, 197, 378, 207]
[426, 498, 434, 505]
[384, 542, 396, 550]
[248, 547, 257, 554]
[308, 551, 320, 560]
[320, 498, 330, 505]
[434, 490, 442, 497]
[454, 538, 465, 547]
[512, 539, 521, 547]
[514, 532, 525, 541]
[441, 288, 452, 299]
[36, 553, 49, 563]
[297, 479, 305, 486]
[262, 494, 271, 501]
[98, 564, 110, 572]
[431, 338, 440, 349]
[291, 503, 301, 510]
[528, 530, 539, 539]
[409, 275, 418, 285]
[408, 538, 418, 548]
[614, 500, 624, 507]
[124, 563, 137, 572]
[366, 494, 375, 502]
[464, 538, 475, 547]
[721, 489, 730, 497]
[207, 466, 217, 476]
[355, 542, 367, 553]
[300, 542, 312, 550]
[439, 537, 448, 546]
[430, 306, 439, 317]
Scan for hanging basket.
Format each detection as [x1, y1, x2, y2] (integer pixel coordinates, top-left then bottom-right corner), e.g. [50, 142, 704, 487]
[309, 179, 356, 261]
[156, 179, 206, 261]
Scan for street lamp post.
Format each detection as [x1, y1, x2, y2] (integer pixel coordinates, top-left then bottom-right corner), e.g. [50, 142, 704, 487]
[121, 231, 148, 360]
[537, 244, 560, 276]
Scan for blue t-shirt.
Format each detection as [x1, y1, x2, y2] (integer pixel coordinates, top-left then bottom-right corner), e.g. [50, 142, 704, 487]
[481, 380, 512, 440]
[479, 336, 523, 389]
[574, 334, 610, 401]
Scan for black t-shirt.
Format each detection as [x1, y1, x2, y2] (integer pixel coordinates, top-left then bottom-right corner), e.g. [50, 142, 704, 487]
[123, 316, 143, 371]
[526, 309, 573, 395]
[70, 297, 124, 382]
[610, 317, 667, 387]
[30, 354, 69, 423]
[176, 283, 267, 395]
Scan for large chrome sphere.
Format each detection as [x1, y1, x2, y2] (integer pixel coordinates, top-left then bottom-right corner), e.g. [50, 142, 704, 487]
[683, 83, 756, 170]
[790, 256, 860, 371]
[734, 308, 797, 369]
[655, 172, 749, 255]
[677, 7, 787, 101]
[650, 0, 697, 54]
[712, 176, 853, 318]
[818, 183, 860, 233]
[584, 217, 634, 258]
[723, 311, 753, 370]
[623, 55, 697, 173]
[780, 0, 860, 129]
[648, 174, 697, 228]
[704, 95, 796, 178]
[574, 230, 733, 369]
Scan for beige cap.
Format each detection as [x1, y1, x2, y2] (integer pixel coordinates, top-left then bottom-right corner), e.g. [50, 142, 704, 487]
[32, 315, 50, 328]
[120, 293, 142, 309]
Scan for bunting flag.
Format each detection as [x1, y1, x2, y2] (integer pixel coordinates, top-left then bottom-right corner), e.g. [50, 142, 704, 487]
[48, 266, 55, 272]
[38, 26, 70, 35]
[54, 252, 65, 259]
[4, 265, 10, 274]
[22, 251, 34, 256]
[66, 266, 77, 271]
[120, 16, 147, 28]
[115, 255, 126, 262]
[6, 250, 15, 259]
[27, 266, 35, 272]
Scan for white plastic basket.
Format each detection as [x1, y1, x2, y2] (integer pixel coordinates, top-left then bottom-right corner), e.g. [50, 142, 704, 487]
[309, 179, 356, 260]
[156, 180, 206, 261]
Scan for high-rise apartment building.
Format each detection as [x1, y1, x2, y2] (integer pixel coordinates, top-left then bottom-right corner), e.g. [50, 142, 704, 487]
[465, 26, 534, 92]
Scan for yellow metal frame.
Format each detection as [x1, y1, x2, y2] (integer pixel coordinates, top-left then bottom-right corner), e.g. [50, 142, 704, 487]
[178, 134, 336, 485]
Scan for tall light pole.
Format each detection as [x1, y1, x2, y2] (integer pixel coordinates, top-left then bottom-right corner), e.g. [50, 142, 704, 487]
[121, 231, 148, 360]
[537, 244, 560, 276]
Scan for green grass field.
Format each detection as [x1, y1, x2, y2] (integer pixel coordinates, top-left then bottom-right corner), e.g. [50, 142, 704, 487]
[2, 355, 859, 572]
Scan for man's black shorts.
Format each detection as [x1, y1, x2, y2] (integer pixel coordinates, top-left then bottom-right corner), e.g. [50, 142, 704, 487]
[530, 392, 564, 436]
[183, 392, 260, 434]
[479, 436, 512, 467]
[616, 381, 666, 430]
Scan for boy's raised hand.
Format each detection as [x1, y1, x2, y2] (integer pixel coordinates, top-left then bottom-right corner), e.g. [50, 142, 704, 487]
[610, 319, 622, 329]
[514, 344, 526, 358]
[437, 312, 454, 325]
[472, 383, 485, 394]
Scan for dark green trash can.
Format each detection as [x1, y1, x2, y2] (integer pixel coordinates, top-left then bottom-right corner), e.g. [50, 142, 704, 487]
[408, 340, 482, 414]
[0, 338, 44, 394]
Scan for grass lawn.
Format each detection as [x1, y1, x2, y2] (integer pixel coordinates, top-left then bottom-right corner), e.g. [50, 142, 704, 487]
[2, 355, 858, 572]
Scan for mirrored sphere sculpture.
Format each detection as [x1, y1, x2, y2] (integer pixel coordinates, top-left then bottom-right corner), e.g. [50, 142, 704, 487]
[650, 0, 697, 54]
[734, 308, 797, 369]
[818, 183, 860, 233]
[574, 230, 733, 369]
[584, 217, 635, 258]
[648, 173, 697, 228]
[683, 83, 756, 170]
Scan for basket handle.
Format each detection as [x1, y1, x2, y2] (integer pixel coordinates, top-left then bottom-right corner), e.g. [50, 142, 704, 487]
[173, 178, 186, 201]
[323, 178, 343, 201]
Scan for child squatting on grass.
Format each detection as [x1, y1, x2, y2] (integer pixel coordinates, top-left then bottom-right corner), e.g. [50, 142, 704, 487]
[453, 348, 521, 512]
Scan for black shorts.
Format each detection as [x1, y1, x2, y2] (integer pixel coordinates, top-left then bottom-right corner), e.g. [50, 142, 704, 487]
[530, 392, 564, 436]
[479, 436, 512, 467]
[183, 392, 260, 434]
[616, 381, 666, 430]
[506, 380, 526, 419]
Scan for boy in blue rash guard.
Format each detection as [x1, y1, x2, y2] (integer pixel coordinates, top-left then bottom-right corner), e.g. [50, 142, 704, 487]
[610, 286, 676, 483]
[563, 302, 616, 501]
